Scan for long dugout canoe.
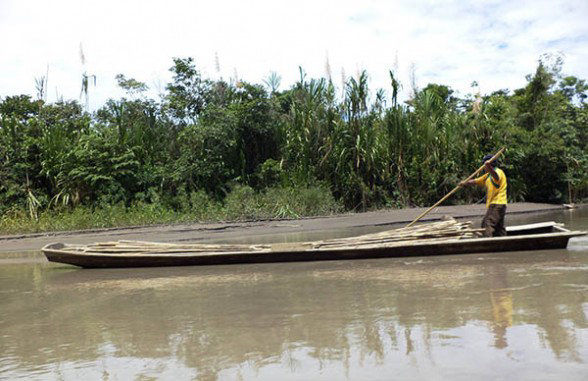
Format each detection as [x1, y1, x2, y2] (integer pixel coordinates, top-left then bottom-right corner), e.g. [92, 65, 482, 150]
[42, 222, 587, 268]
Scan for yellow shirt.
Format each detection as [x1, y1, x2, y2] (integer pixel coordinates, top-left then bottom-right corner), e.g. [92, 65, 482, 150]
[474, 168, 507, 208]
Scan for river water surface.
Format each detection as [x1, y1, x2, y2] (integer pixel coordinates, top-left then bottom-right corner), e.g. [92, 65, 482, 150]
[1, 209, 587, 380]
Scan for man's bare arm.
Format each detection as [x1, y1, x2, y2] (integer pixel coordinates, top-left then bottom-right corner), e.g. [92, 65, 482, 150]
[485, 161, 499, 182]
[460, 179, 477, 187]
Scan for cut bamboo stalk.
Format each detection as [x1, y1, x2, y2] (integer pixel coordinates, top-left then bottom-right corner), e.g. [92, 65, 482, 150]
[72, 219, 485, 256]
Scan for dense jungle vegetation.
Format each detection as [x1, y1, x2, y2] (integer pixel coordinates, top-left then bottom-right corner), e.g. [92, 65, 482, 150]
[0, 55, 586, 233]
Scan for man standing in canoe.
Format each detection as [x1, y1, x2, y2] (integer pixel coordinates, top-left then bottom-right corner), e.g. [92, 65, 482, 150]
[461, 154, 508, 237]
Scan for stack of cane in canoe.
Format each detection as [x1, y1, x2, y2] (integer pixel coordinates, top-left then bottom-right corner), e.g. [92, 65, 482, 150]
[311, 219, 483, 250]
[77, 219, 482, 255]
[81, 241, 272, 254]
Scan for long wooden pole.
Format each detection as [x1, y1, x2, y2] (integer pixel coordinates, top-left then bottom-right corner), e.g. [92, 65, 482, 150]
[406, 147, 506, 227]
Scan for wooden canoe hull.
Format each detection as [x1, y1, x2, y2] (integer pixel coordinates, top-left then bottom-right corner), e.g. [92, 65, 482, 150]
[42, 225, 586, 268]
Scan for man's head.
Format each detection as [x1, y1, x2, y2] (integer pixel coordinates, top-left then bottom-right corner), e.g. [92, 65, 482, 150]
[483, 154, 497, 168]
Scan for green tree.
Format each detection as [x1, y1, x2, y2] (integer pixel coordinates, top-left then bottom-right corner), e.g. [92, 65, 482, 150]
[165, 57, 210, 124]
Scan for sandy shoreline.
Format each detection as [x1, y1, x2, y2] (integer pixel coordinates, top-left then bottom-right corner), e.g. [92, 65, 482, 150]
[0, 202, 573, 253]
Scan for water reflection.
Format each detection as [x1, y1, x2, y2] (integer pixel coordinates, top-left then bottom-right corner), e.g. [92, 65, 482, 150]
[487, 265, 512, 349]
[1, 209, 587, 380]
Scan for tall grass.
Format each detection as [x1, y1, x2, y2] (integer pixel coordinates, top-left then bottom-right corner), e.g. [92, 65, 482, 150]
[0, 185, 342, 235]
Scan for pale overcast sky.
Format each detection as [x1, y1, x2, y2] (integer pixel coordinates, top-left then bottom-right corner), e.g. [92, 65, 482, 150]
[1, 0, 587, 109]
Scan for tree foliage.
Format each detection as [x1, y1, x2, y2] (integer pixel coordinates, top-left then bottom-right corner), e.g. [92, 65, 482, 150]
[0, 56, 586, 222]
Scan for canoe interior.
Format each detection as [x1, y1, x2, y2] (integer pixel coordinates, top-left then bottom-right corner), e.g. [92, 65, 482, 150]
[505, 221, 565, 236]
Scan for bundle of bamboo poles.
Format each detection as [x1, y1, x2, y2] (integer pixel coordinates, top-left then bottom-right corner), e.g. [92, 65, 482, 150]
[81, 241, 272, 254]
[311, 219, 483, 250]
[78, 218, 482, 255]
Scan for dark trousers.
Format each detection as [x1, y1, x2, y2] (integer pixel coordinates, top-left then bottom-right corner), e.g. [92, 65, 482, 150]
[482, 204, 507, 237]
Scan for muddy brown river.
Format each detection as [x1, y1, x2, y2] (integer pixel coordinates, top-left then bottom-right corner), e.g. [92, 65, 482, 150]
[1, 209, 587, 380]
